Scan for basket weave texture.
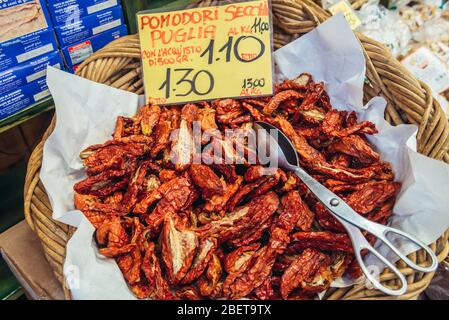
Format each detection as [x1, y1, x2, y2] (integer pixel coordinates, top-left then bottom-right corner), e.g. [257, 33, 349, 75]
[24, 0, 449, 300]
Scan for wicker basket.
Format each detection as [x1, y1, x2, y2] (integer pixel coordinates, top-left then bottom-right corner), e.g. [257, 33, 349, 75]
[24, 0, 449, 300]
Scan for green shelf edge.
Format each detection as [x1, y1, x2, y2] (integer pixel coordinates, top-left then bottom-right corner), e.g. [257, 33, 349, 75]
[0, 97, 54, 134]
[0, 257, 21, 300]
[3, 287, 24, 300]
[0, 271, 23, 301]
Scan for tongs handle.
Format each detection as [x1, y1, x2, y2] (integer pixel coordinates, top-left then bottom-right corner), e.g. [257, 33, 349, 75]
[292, 166, 438, 295]
[340, 220, 408, 296]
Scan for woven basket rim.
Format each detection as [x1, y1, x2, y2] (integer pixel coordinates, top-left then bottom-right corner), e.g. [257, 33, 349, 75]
[23, 0, 449, 300]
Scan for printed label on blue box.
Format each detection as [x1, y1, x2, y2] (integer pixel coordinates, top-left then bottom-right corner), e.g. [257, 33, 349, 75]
[0, 78, 50, 120]
[0, 51, 62, 96]
[0, 0, 56, 71]
[54, 5, 124, 47]
[62, 24, 128, 67]
[48, 0, 121, 26]
[68, 41, 94, 65]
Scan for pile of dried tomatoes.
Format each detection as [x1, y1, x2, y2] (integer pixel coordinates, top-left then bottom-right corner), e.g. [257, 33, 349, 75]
[73, 74, 400, 300]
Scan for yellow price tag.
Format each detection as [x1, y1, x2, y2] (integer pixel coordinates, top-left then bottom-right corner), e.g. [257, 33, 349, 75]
[137, 0, 274, 105]
[329, 1, 361, 30]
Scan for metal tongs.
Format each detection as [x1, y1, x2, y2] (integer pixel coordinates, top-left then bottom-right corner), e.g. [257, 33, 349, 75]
[254, 121, 438, 296]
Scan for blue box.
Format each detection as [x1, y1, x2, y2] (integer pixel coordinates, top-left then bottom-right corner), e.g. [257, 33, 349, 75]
[0, 78, 50, 120]
[0, 51, 63, 95]
[54, 5, 125, 47]
[47, 0, 121, 26]
[62, 24, 128, 67]
[0, 0, 57, 72]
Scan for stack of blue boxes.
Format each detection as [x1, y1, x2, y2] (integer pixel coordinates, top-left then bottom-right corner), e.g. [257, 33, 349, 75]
[0, 0, 62, 121]
[48, 0, 128, 72]
[0, 0, 128, 121]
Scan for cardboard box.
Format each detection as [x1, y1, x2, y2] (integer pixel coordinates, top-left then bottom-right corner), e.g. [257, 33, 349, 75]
[0, 51, 63, 96]
[62, 24, 128, 67]
[47, 0, 121, 26]
[0, 221, 65, 300]
[54, 5, 125, 47]
[0, 78, 50, 120]
[0, 0, 58, 72]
